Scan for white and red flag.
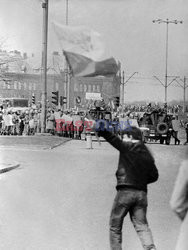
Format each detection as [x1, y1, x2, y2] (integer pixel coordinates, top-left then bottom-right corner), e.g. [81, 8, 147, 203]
[63, 51, 119, 77]
[52, 22, 104, 60]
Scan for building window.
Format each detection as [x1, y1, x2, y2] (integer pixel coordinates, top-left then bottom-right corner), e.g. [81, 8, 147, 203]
[18, 82, 22, 90]
[88, 84, 91, 92]
[24, 82, 27, 90]
[74, 82, 78, 91]
[14, 81, 17, 89]
[92, 85, 95, 92]
[97, 85, 100, 92]
[1, 81, 5, 89]
[84, 84, 87, 92]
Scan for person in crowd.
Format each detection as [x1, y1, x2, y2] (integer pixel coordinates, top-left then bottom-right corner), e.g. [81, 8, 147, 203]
[12, 111, 18, 135]
[29, 113, 35, 135]
[184, 123, 188, 145]
[171, 115, 181, 145]
[46, 109, 55, 134]
[5, 111, 14, 135]
[0, 106, 3, 134]
[61, 110, 68, 137]
[14, 111, 21, 135]
[54, 109, 62, 136]
[37, 109, 42, 133]
[19, 113, 25, 136]
[170, 147, 188, 250]
[95, 123, 159, 250]
[33, 110, 39, 134]
[183, 117, 188, 145]
[72, 111, 83, 139]
[23, 111, 30, 135]
[66, 111, 74, 138]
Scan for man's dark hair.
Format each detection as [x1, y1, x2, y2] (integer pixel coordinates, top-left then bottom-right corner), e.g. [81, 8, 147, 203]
[123, 126, 143, 141]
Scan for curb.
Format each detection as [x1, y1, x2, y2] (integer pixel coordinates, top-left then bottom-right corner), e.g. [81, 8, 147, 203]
[0, 162, 20, 174]
[47, 138, 71, 150]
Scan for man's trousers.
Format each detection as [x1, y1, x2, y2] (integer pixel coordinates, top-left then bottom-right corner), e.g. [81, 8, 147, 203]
[110, 188, 156, 250]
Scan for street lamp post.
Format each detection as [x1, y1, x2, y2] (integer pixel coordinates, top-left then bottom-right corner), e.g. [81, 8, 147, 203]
[153, 19, 183, 103]
[41, 0, 48, 133]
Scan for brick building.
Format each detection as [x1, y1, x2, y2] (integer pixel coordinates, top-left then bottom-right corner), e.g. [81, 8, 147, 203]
[0, 50, 121, 109]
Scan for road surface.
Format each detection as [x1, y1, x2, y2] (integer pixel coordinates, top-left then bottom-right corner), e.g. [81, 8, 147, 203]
[0, 138, 186, 250]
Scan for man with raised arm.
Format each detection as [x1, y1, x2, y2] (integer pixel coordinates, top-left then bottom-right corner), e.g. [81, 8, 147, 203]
[96, 122, 159, 250]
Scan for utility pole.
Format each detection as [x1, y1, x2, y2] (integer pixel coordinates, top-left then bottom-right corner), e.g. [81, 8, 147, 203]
[120, 70, 125, 106]
[153, 18, 183, 104]
[41, 0, 48, 133]
[175, 77, 188, 114]
[64, 0, 70, 110]
[120, 71, 138, 106]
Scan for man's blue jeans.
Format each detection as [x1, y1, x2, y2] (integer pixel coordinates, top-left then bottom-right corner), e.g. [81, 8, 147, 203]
[110, 189, 156, 250]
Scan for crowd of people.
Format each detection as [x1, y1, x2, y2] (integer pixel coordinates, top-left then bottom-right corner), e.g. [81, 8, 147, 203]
[0, 103, 187, 144]
[0, 103, 187, 249]
[0, 106, 85, 138]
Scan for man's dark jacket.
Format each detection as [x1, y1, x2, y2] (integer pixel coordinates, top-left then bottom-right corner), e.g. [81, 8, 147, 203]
[99, 130, 159, 192]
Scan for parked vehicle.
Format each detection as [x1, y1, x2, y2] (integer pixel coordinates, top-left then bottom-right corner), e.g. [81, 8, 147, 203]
[139, 110, 173, 145]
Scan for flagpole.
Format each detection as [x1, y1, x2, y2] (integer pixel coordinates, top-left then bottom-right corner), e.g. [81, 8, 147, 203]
[41, 0, 48, 133]
[65, 0, 70, 110]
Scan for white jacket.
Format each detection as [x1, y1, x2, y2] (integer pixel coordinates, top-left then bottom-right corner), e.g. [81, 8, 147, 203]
[170, 159, 188, 250]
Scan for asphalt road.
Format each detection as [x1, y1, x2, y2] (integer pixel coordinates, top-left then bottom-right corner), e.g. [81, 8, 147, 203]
[0, 138, 186, 250]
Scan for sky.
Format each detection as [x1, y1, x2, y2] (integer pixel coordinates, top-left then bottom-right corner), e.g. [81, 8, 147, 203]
[0, 0, 188, 102]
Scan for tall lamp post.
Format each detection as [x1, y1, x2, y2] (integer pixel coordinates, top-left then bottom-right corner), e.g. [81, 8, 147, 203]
[64, 0, 70, 109]
[41, 0, 48, 133]
[153, 18, 183, 103]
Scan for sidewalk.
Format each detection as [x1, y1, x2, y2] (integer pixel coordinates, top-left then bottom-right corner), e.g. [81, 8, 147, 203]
[0, 135, 70, 150]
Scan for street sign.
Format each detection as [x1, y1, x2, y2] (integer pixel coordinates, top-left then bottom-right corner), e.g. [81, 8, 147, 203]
[86, 92, 101, 100]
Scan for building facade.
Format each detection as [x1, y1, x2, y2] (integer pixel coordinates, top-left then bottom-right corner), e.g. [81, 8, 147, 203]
[0, 51, 121, 109]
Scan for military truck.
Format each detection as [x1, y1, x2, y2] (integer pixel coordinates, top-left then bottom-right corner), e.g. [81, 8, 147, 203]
[139, 109, 173, 145]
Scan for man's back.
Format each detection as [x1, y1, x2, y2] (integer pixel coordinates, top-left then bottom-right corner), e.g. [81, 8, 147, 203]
[98, 129, 158, 191]
[97, 127, 158, 250]
[117, 141, 158, 191]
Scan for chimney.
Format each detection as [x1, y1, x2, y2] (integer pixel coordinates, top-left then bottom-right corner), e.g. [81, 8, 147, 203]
[23, 52, 27, 59]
